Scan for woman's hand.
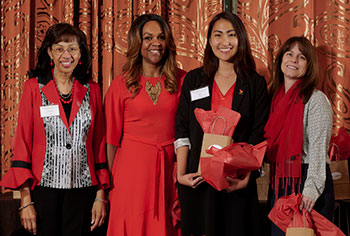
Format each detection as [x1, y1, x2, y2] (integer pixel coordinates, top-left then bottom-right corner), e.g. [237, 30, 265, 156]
[91, 189, 106, 231]
[176, 146, 204, 188]
[19, 184, 37, 235]
[225, 172, 251, 193]
[90, 200, 106, 231]
[20, 204, 37, 235]
[299, 195, 315, 212]
[177, 173, 204, 188]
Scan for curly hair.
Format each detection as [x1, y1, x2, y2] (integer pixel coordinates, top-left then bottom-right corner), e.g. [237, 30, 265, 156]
[28, 23, 91, 84]
[203, 11, 256, 81]
[271, 36, 318, 103]
[122, 14, 178, 97]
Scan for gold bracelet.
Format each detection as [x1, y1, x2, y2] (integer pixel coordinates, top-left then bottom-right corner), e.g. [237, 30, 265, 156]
[18, 202, 34, 211]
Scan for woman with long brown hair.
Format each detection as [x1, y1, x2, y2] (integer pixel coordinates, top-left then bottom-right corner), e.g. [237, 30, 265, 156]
[264, 36, 334, 236]
[104, 14, 186, 236]
[175, 11, 268, 236]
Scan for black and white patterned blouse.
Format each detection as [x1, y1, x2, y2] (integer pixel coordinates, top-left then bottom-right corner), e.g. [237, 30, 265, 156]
[39, 82, 92, 189]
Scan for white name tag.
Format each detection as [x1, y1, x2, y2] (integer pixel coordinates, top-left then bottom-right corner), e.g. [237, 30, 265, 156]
[190, 86, 210, 101]
[40, 105, 60, 118]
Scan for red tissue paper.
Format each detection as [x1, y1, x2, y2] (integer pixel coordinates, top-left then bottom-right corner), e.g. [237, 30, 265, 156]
[194, 106, 241, 136]
[201, 141, 267, 191]
[268, 193, 346, 236]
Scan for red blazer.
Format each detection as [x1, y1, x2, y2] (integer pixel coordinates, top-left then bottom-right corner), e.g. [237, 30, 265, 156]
[0, 77, 109, 190]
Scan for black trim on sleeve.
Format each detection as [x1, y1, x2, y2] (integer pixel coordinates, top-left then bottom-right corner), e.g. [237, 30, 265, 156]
[95, 162, 107, 170]
[11, 161, 32, 169]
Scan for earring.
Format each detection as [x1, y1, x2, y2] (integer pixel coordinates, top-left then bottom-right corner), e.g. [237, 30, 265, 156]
[50, 60, 53, 66]
[79, 60, 82, 65]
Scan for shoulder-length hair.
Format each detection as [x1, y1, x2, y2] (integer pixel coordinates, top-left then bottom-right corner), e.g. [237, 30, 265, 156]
[122, 14, 178, 97]
[203, 11, 256, 81]
[28, 23, 91, 84]
[271, 36, 318, 103]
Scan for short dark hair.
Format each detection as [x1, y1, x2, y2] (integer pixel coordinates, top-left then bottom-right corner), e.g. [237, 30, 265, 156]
[271, 36, 318, 103]
[28, 23, 91, 84]
[203, 11, 256, 81]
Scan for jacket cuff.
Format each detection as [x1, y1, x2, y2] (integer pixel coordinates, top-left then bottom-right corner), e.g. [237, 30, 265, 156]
[0, 167, 37, 190]
[302, 186, 320, 202]
[95, 168, 110, 190]
[174, 138, 191, 154]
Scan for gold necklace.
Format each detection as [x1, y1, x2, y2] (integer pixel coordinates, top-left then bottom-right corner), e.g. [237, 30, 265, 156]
[145, 80, 161, 105]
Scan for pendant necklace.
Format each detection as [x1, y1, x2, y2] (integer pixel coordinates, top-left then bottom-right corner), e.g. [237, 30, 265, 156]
[143, 71, 162, 105]
[145, 80, 161, 105]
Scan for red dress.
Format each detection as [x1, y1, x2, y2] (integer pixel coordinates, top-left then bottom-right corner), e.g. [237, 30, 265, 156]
[104, 70, 186, 236]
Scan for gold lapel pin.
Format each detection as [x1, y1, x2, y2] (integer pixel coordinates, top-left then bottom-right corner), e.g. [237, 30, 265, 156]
[239, 89, 244, 95]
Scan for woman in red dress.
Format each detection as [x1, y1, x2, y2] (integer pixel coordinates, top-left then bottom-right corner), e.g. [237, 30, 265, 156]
[104, 14, 186, 236]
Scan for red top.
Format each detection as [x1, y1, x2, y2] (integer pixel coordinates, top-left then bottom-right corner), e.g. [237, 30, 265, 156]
[0, 78, 109, 190]
[211, 80, 236, 111]
[105, 71, 187, 146]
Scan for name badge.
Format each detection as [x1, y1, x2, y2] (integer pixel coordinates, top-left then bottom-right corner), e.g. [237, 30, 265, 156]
[40, 105, 60, 118]
[190, 86, 210, 101]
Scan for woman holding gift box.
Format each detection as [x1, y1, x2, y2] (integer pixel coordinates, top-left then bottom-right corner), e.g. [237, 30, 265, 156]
[104, 14, 186, 236]
[0, 23, 109, 235]
[175, 12, 269, 236]
[264, 36, 334, 236]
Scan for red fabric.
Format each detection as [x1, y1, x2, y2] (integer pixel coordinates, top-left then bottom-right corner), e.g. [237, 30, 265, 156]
[104, 69, 186, 236]
[264, 80, 304, 196]
[201, 141, 267, 191]
[329, 127, 350, 161]
[171, 162, 181, 236]
[0, 78, 109, 190]
[211, 80, 235, 112]
[268, 194, 346, 236]
[194, 107, 241, 136]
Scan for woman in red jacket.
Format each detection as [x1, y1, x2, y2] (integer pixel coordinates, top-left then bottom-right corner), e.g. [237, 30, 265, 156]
[0, 23, 109, 236]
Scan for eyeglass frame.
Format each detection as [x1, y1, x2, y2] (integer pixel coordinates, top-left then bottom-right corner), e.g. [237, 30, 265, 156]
[50, 44, 81, 56]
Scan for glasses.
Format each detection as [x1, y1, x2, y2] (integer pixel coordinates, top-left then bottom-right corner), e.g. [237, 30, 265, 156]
[51, 45, 80, 56]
